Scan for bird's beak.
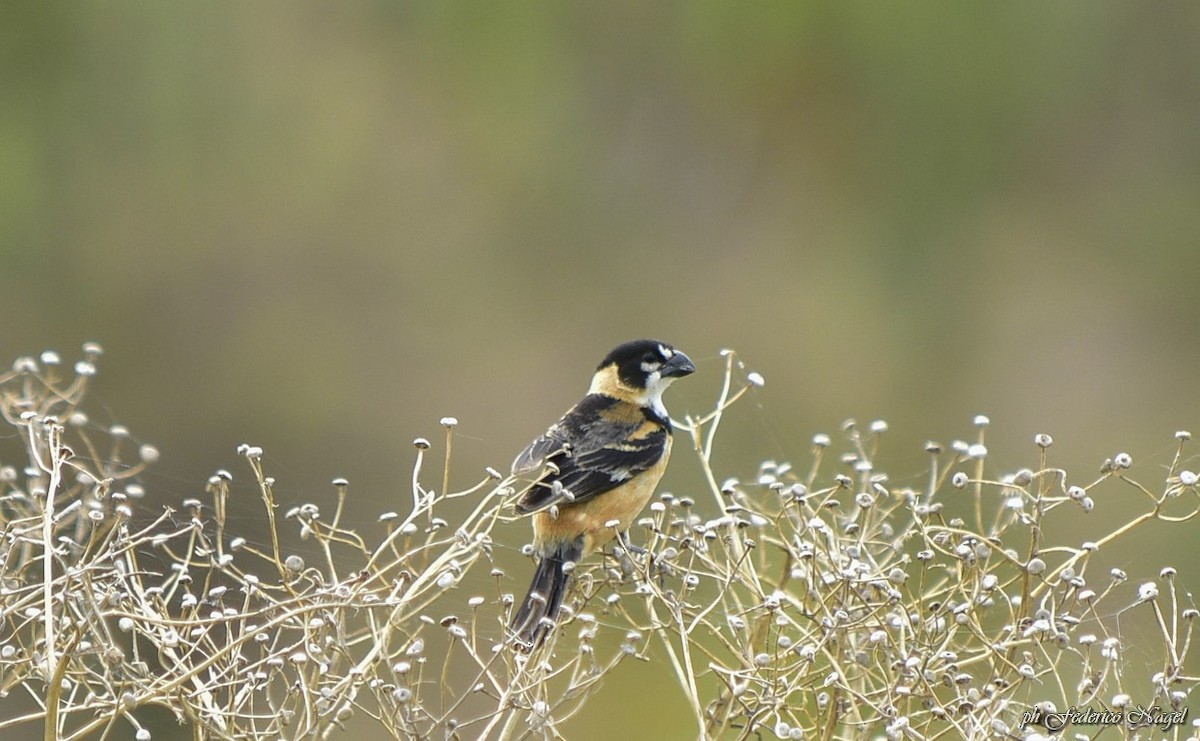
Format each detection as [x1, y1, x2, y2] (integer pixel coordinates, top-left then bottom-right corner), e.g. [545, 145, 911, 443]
[662, 351, 696, 378]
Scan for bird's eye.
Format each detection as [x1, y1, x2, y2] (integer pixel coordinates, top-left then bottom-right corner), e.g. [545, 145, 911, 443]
[642, 352, 659, 364]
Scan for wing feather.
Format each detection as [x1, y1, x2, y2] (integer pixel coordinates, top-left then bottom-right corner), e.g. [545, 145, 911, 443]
[511, 432, 567, 477]
[512, 395, 668, 515]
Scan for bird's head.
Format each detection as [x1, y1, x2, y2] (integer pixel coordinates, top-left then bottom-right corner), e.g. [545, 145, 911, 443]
[588, 339, 695, 412]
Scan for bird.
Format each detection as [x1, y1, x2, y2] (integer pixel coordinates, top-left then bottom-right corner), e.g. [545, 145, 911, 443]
[508, 339, 695, 650]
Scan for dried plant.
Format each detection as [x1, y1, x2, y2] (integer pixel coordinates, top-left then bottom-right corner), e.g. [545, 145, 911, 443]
[1, 346, 1197, 740]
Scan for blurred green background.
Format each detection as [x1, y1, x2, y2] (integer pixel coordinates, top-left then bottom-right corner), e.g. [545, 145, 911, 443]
[4, 3, 1200, 738]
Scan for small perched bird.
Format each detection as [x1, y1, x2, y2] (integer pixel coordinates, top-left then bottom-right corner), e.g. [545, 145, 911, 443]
[508, 339, 695, 650]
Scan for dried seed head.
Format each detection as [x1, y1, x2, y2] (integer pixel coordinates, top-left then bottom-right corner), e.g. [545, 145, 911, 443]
[1034, 433, 1053, 448]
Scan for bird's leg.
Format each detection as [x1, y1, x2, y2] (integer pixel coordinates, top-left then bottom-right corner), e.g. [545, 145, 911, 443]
[612, 531, 675, 595]
[606, 531, 645, 577]
[616, 530, 647, 557]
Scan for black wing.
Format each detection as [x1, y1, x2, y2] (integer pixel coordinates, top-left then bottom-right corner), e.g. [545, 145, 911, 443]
[512, 395, 668, 515]
[511, 430, 567, 478]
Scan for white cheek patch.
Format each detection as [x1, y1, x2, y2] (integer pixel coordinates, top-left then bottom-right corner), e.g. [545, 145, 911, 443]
[640, 361, 659, 373]
[644, 370, 673, 417]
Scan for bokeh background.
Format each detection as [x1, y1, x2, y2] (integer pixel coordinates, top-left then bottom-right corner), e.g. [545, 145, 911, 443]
[4, 3, 1200, 738]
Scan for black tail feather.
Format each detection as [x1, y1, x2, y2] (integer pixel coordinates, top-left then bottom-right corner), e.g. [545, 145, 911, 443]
[510, 539, 583, 650]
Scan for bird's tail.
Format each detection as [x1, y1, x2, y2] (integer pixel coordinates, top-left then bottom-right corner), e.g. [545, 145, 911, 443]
[510, 538, 583, 651]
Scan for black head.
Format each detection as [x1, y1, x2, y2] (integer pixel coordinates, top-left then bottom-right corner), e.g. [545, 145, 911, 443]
[597, 339, 695, 391]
